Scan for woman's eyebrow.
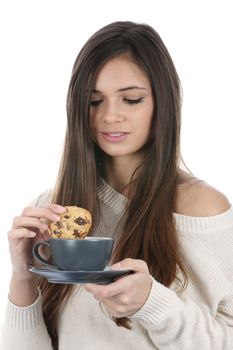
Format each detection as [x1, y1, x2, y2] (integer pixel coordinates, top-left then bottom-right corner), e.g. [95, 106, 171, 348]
[118, 86, 148, 92]
[92, 86, 148, 93]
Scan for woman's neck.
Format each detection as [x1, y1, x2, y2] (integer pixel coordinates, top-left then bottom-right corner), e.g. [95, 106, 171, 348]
[103, 155, 142, 196]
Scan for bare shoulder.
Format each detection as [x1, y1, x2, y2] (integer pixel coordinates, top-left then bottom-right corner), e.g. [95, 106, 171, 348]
[175, 172, 231, 217]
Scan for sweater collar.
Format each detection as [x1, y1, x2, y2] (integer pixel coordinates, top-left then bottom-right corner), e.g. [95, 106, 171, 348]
[97, 177, 233, 234]
[97, 178, 128, 214]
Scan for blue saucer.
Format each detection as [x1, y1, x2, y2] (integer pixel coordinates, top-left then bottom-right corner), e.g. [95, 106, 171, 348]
[28, 265, 132, 284]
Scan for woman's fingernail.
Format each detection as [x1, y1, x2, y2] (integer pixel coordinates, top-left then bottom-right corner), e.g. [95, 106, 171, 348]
[29, 231, 36, 237]
[52, 214, 61, 221]
[40, 223, 48, 233]
[55, 205, 66, 213]
[50, 204, 66, 213]
[111, 263, 121, 270]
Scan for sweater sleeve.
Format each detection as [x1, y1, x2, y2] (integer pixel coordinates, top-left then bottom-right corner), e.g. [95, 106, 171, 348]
[2, 191, 54, 350]
[130, 278, 233, 349]
[129, 208, 233, 349]
[2, 291, 53, 350]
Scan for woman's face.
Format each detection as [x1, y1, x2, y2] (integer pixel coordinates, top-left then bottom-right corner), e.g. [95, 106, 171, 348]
[90, 54, 154, 160]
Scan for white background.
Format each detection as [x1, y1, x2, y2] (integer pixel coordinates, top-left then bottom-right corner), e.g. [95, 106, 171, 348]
[0, 0, 232, 331]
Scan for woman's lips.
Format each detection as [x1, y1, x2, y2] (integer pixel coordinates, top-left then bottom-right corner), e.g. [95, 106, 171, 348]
[101, 132, 129, 142]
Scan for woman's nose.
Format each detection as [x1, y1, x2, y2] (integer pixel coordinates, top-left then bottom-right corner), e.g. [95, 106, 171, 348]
[103, 102, 125, 124]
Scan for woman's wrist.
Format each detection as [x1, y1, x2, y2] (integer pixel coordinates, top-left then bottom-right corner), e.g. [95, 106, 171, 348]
[9, 272, 39, 307]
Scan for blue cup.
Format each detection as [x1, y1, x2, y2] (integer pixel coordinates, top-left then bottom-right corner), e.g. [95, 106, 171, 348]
[32, 237, 114, 271]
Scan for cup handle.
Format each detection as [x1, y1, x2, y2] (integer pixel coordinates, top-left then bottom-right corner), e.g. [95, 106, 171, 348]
[32, 241, 56, 268]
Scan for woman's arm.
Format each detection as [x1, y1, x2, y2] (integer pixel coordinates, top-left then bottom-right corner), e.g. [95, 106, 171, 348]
[2, 202, 65, 350]
[131, 278, 233, 349]
[3, 290, 53, 350]
[85, 256, 233, 349]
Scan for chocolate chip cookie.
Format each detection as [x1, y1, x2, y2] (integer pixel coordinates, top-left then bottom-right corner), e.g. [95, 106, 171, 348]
[48, 206, 92, 239]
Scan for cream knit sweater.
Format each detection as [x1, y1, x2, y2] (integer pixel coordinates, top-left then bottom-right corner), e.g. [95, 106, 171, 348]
[2, 179, 233, 349]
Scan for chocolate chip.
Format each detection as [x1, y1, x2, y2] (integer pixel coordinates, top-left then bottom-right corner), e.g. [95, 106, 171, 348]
[56, 221, 63, 229]
[54, 230, 62, 237]
[74, 217, 87, 225]
[64, 215, 70, 219]
[73, 229, 82, 238]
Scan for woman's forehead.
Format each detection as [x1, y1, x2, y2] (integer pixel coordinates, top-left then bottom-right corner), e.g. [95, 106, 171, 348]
[93, 55, 150, 92]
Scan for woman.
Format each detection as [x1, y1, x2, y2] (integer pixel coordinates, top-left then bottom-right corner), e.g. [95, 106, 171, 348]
[3, 21, 233, 349]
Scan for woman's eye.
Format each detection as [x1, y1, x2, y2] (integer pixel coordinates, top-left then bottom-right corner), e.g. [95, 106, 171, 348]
[90, 100, 102, 107]
[124, 97, 143, 105]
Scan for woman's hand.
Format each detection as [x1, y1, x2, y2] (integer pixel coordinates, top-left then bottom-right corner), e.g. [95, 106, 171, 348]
[85, 258, 152, 318]
[7, 203, 65, 281]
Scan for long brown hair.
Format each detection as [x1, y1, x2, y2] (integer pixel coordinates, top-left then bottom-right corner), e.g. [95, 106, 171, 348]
[39, 21, 187, 348]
